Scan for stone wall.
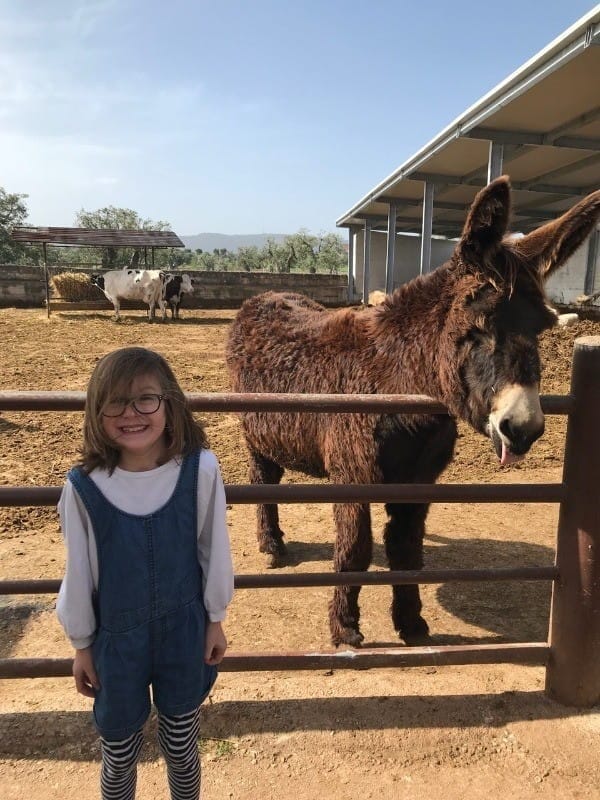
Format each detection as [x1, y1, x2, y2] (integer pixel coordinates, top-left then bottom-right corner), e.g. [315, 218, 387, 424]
[0, 266, 355, 309]
[0, 265, 47, 307]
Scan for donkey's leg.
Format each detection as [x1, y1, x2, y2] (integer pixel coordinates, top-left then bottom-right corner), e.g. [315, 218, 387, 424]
[248, 450, 287, 567]
[328, 502, 372, 647]
[379, 416, 456, 643]
[384, 503, 430, 643]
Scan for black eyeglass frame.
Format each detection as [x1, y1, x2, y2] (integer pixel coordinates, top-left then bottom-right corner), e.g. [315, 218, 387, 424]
[101, 394, 165, 418]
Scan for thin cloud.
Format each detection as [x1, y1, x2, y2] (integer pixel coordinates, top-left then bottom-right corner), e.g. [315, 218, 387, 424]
[68, 0, 119, 39]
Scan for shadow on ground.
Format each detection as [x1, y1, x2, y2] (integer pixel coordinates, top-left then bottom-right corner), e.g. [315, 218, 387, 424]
[259, 533, 554, 643]
[56, 313, 229, 326]
[0, 689, 591, 762]
[0, 601, 53, 658]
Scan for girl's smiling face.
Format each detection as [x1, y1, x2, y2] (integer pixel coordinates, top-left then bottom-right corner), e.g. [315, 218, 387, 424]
[101, 373, 168, 471]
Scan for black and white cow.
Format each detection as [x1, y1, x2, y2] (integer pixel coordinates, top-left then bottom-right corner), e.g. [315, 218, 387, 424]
[163, 274, 195, 320]
[91, 269, 167, 321]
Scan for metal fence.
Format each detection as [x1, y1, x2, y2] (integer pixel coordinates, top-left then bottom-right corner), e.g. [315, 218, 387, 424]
[1, 336, 599, 707]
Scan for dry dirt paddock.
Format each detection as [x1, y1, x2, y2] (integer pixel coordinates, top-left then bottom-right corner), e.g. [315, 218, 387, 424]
[1, 306, 599, 800]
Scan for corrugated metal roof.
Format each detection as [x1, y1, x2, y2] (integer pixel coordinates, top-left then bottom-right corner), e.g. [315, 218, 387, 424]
[11, 227, 184, 248]
[337, 6, 600, 236]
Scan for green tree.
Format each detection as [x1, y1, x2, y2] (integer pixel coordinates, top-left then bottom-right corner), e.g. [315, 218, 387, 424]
[237, 245, 261, 272]
[262, 238, 291, 273]
[283, 230, 318, 272]
[252, 230, 347, 275]
[315, 232, 347, 274]
[196, 251, 217, 271]
[168, 248, 194, 268]
[74, 206, 171, 269]
[0, 187, 36, 264]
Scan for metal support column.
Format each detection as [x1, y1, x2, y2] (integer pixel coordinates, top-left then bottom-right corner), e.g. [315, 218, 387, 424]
[347, 227, 356, 303]
[583, 229, 599, 297]
[487, 141, 505, 183]
[420, 183, 434, 275]
[362, 220, 372, 304]
[385, 204, 398, 295]
[43, 242, 50, 318]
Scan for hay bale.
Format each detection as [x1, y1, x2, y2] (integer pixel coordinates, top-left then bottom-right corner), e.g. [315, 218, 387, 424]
[51, 272, 101, 301]
[368, 290, 387, 305]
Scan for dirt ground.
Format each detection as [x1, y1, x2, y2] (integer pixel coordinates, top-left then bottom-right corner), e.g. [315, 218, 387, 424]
[1, 306, 599, 800]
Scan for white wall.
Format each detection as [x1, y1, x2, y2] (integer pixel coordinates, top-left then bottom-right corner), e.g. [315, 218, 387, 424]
[545, 228, 599, 306]
[351, 230, 456, 298]
[350, 227, 600, 309]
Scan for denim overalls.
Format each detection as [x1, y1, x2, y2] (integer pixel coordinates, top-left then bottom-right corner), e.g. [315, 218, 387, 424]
[68, 451, 217, 741]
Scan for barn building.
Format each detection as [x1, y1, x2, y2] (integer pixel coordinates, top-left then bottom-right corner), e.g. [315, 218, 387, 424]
[337, 7, 600, 310]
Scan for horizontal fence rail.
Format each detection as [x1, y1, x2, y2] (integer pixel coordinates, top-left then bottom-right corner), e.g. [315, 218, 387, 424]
[0, 383, 565, 682]
[0, 390, 573, 415]
[0, 567, 559, 596]
[0, 482, 565, 507]
[0, 643, 551, 679]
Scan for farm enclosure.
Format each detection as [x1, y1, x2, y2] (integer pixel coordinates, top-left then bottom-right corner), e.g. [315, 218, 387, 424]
[1, 307, 600, 800]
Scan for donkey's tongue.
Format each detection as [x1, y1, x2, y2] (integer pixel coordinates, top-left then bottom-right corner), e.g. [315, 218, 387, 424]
[501, 442, 525, 466]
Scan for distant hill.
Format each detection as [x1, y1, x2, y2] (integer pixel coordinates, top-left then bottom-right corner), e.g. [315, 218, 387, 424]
[180, 232, 289, 253]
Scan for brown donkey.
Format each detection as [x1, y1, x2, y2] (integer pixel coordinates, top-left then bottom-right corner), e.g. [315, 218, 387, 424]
[226, 177, 600, 647]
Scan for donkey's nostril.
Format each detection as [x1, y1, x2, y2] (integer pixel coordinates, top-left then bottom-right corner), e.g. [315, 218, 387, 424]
[499, 418, 514, 439]
[498, 415, 545, 455]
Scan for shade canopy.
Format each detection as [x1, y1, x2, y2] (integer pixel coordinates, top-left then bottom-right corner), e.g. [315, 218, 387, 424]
[11, 227, 184, 248]
[336, 7, 600, 237]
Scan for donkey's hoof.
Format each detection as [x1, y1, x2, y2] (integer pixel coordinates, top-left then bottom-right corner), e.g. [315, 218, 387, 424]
[259, 537, 288, 568]
[258, 537, 287, 555]
[331, 628, 364, 648]
[266, 551, 288, 569]
[399, 616, 430, 645]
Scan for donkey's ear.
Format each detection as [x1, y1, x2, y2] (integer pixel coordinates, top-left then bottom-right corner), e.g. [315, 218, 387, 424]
[457, 176, 511, 265]
[510, 190, 600, 278]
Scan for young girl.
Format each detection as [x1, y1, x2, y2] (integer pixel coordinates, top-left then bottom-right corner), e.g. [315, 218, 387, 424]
[57, 346, 234, 800]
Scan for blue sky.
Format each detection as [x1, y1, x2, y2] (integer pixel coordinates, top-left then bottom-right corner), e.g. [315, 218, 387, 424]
[0, 1, 596, 236]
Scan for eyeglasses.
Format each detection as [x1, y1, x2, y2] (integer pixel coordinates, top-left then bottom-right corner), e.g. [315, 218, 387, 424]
[102, 393, 164, 417]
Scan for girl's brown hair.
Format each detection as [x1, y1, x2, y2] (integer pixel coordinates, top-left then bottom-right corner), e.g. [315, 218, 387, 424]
[80, 347, 208, 474]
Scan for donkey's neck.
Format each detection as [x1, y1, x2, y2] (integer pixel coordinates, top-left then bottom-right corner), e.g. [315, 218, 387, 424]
[369, 267, 455, 399]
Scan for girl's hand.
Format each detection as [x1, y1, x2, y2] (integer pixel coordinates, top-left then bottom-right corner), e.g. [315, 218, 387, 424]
[205, 621, 227, 665]
[73, 646, 100, 698]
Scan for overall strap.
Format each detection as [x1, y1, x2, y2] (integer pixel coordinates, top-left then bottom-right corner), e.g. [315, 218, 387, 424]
[173, 449, 200, 503]
[67, 465, 107, 521]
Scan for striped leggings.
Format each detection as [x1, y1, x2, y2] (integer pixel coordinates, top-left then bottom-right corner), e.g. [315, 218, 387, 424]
[100, 708, 201, 800]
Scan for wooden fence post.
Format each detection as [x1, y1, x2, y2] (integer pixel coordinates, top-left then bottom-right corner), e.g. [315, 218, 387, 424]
[546, 336, 600, 706]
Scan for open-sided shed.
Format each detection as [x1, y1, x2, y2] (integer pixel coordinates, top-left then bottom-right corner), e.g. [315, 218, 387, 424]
[337, 7, 600, 304]
[10, 227, 184, 316]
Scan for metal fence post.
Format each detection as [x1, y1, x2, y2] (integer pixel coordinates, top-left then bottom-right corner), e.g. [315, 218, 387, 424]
[546, 336, 600, 706]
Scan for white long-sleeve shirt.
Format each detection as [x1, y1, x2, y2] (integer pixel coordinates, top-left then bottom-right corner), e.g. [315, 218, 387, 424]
[56, 449, 234, 650]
